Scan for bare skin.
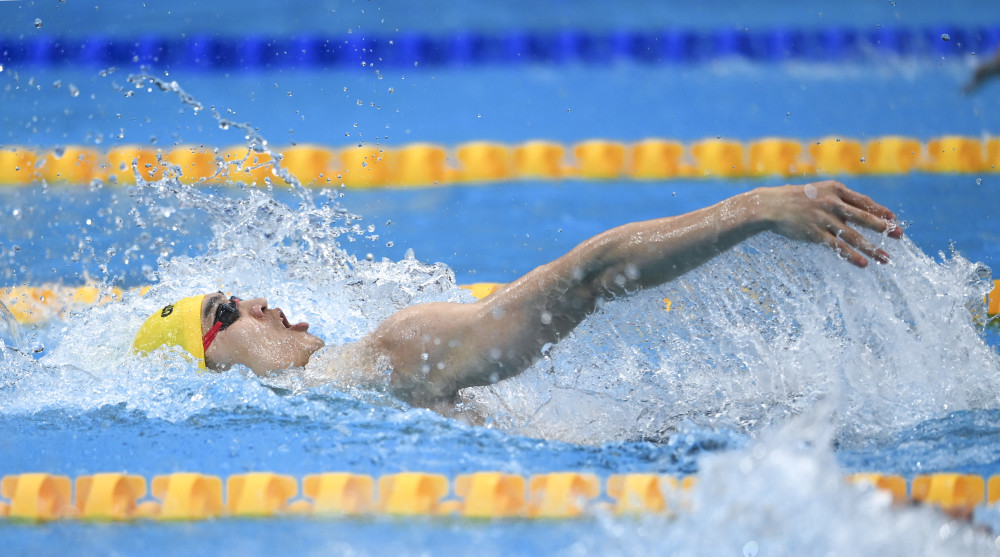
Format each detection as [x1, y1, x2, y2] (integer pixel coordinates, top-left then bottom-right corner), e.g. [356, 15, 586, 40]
[198, 181, 903, 413]
[201, 295, 324, 375]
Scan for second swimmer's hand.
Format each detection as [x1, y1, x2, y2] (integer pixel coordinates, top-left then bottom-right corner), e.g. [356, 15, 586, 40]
[754, 180, 903, 268]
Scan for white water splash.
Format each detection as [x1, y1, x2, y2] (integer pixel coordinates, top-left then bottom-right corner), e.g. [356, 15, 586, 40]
[580, 406, 1000, 556]
[466, 231, 1000, 445]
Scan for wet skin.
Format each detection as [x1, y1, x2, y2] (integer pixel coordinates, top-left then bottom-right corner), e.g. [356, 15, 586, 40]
[201, 294, 325, 375]
[199, 181, 903, 413]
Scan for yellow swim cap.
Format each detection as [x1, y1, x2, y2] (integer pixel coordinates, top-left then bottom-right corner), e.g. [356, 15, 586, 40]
[132, 294, 207, 370]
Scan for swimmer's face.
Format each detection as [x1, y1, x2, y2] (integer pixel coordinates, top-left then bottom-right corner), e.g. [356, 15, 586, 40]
[200, 292, 325, 375]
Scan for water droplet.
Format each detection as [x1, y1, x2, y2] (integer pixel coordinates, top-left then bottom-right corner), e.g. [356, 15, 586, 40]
[976, 177, 983, 185]
[34, 18, 42, 29]
[804, 183, 818, 199]
[69, 84, 79, 97]
[941, 33, 951, 42]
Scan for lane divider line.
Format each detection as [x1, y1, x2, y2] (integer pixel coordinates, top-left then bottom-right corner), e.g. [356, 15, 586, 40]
[1, 136, 998, 188]
[1, 471, 996, 521]
[2, 279, 998, 328]
[1, 25, 994, 70]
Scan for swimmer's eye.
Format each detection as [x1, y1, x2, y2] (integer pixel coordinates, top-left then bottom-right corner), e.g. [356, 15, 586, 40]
[214, 296, 241, 331]
[202, 296, 241, 352]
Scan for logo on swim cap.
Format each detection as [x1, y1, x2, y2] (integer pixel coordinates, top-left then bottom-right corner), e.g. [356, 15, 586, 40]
[133, 295, 206, 370]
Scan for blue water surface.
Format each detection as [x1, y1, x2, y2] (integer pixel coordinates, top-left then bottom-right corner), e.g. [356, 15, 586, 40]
[3, 1, 1000, 556]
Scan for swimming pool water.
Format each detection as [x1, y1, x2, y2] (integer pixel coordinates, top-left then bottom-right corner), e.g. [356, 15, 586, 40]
[4, 0, 1000, 555]
[0, 176, 995, 288]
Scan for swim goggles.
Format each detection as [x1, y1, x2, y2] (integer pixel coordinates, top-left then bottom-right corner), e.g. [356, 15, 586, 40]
[202, 295, 241, 351]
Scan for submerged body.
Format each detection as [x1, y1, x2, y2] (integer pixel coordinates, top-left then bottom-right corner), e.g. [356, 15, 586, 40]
[136, 181, 902, 414]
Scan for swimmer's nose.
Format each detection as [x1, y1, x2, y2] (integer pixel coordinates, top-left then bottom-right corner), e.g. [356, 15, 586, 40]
[241, 297, 269, 319]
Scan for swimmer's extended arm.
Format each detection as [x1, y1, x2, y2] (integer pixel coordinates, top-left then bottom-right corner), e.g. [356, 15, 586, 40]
[368, 181, 902, 409]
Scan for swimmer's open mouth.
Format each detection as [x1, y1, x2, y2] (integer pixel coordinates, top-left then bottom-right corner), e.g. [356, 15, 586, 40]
[278, 309, 310, 332]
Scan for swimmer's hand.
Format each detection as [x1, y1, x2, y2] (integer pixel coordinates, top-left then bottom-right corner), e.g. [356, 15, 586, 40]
[755, 180, 903, 268]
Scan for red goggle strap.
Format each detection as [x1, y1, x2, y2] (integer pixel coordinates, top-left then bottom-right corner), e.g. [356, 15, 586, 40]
[202, 321, 224, 352]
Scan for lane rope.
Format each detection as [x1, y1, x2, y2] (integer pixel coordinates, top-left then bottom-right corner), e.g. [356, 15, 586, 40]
[2, 280, 999, 328]
[0, 470, 996, 521]
[1, 25, 995, 70]
[2, 136, 999, 188]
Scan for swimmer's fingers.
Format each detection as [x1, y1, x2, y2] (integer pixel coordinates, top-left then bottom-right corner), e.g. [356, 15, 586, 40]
[835, 186, 904, 239]
[826, 234, 869, 268]
[766, 181, 898, 267]
[822, 221, 890, 268]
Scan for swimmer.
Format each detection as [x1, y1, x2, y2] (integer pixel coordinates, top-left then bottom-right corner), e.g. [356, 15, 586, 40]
[963, 48, 1000, 93]
[134, 180, 902, 415]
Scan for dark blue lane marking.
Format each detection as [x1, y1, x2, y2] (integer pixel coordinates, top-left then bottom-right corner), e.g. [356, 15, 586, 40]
[2, 26, 998, 70]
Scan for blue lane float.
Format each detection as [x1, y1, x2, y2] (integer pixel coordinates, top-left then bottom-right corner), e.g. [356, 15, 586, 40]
[3, 25, 999, 70]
